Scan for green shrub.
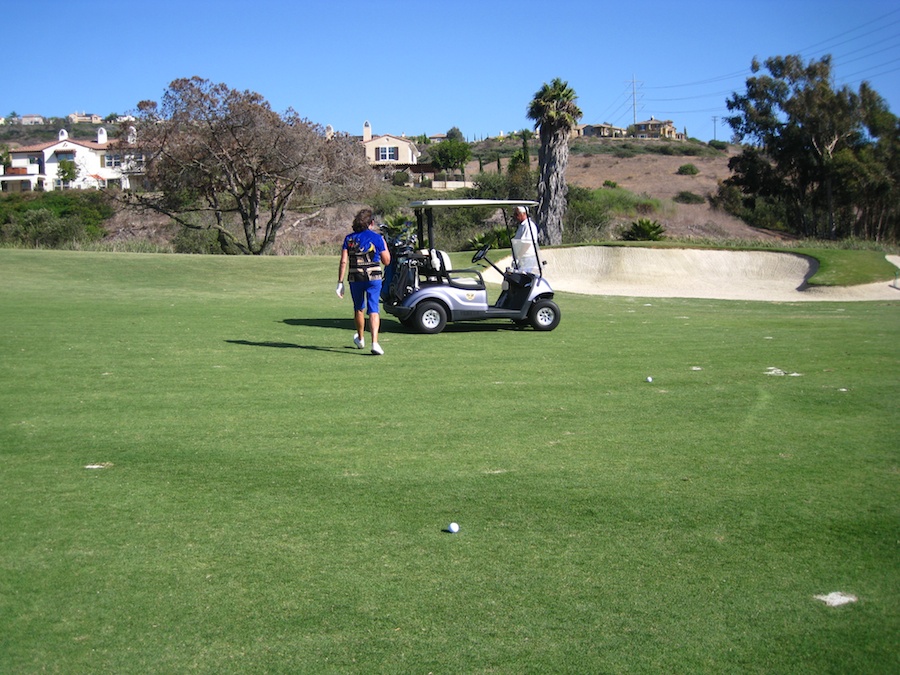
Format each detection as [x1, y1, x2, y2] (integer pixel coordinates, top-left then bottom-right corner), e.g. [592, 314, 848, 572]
[0, 191, 113, 245]
[564, 186, 611, 242]
[709, 183, 790, 232]
[708, 140, 728, 151]
[172, 227, 223, 254]
[467, 226, 511, 251]
[674, 191, 706, 204]
[602, 180, 618, 188]
[0, 196, 108, 248]
[1, 208, 81, 247]
[621, 218, 666, 241]
[391, 171, 409, 186]
[592, 187, 660, 217]
[471, 171, 508, 199]
[677, 163, 699, 175]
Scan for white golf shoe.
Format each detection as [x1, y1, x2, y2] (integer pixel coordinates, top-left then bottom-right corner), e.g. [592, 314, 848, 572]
[353, 334, 364, 349]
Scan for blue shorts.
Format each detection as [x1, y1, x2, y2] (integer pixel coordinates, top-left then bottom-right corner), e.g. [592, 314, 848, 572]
[349, 280, 382, 315]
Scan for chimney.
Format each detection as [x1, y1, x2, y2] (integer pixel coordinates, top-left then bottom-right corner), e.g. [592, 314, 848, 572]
[363, 120, 372, 142]
[97, 127, 107, 144]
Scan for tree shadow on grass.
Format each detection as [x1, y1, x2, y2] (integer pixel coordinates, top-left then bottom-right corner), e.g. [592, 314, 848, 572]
[282, 317, 356, 330]
[225, 339, 361, 354]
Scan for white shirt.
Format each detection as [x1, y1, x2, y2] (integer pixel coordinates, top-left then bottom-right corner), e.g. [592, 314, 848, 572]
[511, 216, 539, 273]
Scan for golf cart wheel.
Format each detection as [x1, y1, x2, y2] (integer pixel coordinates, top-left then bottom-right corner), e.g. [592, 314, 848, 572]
[414, 301, 448, 334]
[529, 299, 561, 331]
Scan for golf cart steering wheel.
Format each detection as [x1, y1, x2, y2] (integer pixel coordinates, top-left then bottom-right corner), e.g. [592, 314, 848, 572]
[471, 245, 490, 264]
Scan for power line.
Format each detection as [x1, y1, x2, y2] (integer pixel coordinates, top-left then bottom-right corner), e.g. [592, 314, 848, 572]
[643, 89, 736, 103]
[796, 8, 900, 55]
[642, 69, 750, 90]
[843, 61, 900, 82]
[830, 34, 900, 65]
[591, 8, 899, 136]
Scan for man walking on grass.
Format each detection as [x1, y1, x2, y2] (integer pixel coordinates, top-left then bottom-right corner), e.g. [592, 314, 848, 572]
[336, 208, 391, 355]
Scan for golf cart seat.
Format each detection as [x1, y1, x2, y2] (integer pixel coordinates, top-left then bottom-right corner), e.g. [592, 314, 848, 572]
[431, 249, 485, 290]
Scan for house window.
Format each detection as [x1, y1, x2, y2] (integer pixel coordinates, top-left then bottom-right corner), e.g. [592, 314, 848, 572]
[105, 154, 122, 167]
[378, 146, 399, 161]
[125, 154, 146, 172]
[56, 152, 75, 162]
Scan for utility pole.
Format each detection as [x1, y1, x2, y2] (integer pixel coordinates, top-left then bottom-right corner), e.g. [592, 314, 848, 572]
[626, 75, 643, 135]
[711, 116, 718, 141]
[632, 75, 639, 128]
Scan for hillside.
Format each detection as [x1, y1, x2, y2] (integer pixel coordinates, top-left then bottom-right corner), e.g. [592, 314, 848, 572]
[465, 141, 782, 242]
[103, 147, 779, 252]
[5, 126, 776, 248]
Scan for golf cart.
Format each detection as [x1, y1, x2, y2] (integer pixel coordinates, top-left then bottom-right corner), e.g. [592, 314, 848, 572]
[382, 199, 561, 334]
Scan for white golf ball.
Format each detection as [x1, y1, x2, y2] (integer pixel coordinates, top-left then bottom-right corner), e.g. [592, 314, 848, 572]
[646, 376, 653, 383]
[448, 522, 460, 533]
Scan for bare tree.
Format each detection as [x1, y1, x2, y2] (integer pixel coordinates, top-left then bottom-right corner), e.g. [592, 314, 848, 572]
[125, 77, 374, 254]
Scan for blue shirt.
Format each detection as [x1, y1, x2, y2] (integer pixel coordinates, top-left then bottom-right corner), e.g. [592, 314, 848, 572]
[343, 229, 387, 283]
[342, 229, 386, 260]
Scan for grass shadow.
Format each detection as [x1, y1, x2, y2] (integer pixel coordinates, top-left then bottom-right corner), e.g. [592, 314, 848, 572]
[226, 339, 360, 354]
[281, 317, 523, 334]
[282, 317, 356, 330]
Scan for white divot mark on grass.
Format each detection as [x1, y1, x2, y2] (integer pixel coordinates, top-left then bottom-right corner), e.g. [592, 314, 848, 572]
[814, 592, 857, 607]
[84, 463, 113, 470]
[765, 367, 802, 377]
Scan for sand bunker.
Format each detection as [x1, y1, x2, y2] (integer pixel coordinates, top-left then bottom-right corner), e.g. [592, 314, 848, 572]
[485, 249, 900, 302]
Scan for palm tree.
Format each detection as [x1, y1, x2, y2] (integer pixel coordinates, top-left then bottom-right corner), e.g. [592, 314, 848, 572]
[526, 78, 582, 245]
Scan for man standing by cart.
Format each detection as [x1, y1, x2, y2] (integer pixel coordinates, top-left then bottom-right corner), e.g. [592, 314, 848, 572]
[511, 205, 540, 275]
[336, 209, 391, 355]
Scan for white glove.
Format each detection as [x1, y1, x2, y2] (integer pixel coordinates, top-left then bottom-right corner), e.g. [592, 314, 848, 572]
[336, 282, 344, 298]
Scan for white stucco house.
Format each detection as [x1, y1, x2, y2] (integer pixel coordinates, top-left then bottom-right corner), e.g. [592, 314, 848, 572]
[0, 128, 140, 192]
[361, 121, 420, 166]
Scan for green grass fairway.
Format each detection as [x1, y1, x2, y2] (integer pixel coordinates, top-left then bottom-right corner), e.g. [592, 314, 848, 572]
[1, 249, 898, 673]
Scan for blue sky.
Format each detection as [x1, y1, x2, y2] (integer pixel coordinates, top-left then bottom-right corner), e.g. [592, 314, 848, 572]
[3, 0, 899, 142]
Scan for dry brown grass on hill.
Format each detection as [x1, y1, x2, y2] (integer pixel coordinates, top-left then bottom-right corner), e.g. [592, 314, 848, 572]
[467, 146, 784, 242]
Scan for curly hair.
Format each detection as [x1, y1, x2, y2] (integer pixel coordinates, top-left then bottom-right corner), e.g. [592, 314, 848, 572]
[352, 209, 374, 233]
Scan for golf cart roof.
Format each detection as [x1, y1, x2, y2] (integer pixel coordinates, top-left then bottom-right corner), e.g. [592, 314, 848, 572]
[409, 199, 537, 209]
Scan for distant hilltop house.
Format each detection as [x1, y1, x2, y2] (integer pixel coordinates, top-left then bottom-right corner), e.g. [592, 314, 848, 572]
[572, 123, 627, 138]
[68, 111, 103, 124]
[357, 122, 472, 190]
[361, 121, 421, 166]
[634, 116, 684, 140]
[20, 114, 45, 126]
[0, 128, 141, 192]
[572, 118, 684, 140]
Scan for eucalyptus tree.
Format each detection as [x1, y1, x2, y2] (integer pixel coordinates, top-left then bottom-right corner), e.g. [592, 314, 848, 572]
[126, 77, 373, 254]
[724, 55, 897, 240]
[526, 78, 582, 245]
